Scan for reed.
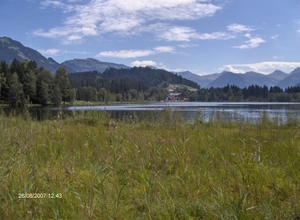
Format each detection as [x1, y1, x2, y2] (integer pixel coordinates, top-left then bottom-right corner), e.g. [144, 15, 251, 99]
[0, 110, 299, 219]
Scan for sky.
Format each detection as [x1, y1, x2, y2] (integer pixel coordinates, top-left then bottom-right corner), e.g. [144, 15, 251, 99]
[1, 0, 300, 75]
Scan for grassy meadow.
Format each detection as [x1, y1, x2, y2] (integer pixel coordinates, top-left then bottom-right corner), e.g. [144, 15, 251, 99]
[0, 109, 300, 219]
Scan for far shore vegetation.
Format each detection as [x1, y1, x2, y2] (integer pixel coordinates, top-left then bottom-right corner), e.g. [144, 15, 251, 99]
[1, 59, 300, 109]
[1, 109, 300, 219]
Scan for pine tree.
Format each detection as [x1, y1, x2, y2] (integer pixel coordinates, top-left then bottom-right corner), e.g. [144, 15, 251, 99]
[55, 67, 70, 104]
[36, 70, 54, 106]
[37, 81, 50, 106]
[8, 73, 24, 107]
[0, 61, 10, 102]
[22, 70, 37, 103]
[51, 85, 62, 106]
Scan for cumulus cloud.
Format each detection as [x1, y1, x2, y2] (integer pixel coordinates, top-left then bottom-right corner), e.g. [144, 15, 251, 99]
[233, 34, 265, 49]
[131, 60, 157, 67]
[34, 0, 221, 43]
[96, 46, 175, 58]
[222, 65, 245, 74]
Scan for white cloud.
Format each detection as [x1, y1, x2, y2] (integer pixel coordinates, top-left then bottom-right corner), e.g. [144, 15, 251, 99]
[96, 46, 175, 58]
[233, 34, 265, 49]
[272, 55, 283, 60]
[161, 26, 233, 41]
[67, 0, 83, 2]
[227, 23, 254, 33]
[198, 32, 234, 40]
[221, 62, 300, 74]
[178, 43, 198, 48]
[38, 48, 61, 56]
[38, 48, 89, 57]
[34, 0, 221, 43]
[40, 0, 65, 9]
[154, 46, 174, 53]
[97, 49, 153, 59]
[67, 35, 82, 42]
[271, 35, 279, 39]
[222, 65, 245, 74]
[161, 27, 198, 41]
[131, 60, 157, 67]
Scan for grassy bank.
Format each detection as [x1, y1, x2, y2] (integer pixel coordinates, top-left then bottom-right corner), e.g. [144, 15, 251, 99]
[0, 110, 299, 219]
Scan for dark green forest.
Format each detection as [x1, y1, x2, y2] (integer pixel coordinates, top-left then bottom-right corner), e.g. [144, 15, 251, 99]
[1, 59, 300, 107]
[196, 84, 300, 102]
[69, 67, 200, 102]
[0, 59, 74, 107]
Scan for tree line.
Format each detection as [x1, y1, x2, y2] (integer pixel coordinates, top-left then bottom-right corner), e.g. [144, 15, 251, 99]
[188, 84, 300, 102]
[0, 59, 74, 107]
[1, 59, 300, 107]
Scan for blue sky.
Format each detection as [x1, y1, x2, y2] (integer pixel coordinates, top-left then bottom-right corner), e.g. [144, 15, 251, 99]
[1, 0, 300, 75]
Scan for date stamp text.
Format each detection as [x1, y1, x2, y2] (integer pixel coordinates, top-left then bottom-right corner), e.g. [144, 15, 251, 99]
[18, 193, 63, 199]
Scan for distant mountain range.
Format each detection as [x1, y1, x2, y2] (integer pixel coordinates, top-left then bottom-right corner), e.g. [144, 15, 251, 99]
[0, 36, 128, 74]
[1, 36, 300, 89]
[177, 69, 299, 89]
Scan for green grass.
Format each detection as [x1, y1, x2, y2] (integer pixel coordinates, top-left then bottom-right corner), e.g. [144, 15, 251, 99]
[167, 84, 198, 91]
[0, 110, 299, 219]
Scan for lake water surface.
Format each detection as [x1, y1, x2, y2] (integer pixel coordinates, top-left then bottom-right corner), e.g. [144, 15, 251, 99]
[29, 102, 300, 123]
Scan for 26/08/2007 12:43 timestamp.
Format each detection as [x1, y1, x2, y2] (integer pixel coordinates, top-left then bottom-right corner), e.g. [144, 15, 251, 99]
[18, 193, 63, 199]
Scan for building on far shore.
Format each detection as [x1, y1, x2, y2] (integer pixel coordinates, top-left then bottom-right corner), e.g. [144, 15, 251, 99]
[165, 93, 187, 102]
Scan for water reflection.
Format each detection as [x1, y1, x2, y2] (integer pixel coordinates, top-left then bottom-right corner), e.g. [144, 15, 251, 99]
[4, 102, 300, 123]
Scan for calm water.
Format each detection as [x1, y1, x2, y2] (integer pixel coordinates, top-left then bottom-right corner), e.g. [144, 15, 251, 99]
[26, 102, 300, 123]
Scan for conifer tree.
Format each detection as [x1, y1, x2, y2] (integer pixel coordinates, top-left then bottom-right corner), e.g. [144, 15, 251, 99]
[8, 73, 24, 107]
[51, 84, 62, 106]
[55, 66, 70, 104]
[22, 70, 37, 103]
[36, 70, 54, 106]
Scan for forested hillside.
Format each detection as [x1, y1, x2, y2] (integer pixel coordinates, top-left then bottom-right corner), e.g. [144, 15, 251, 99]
[68, 67, 200, 102]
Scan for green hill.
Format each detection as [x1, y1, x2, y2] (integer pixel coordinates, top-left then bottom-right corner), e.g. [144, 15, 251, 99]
[68, 67, 200, 92]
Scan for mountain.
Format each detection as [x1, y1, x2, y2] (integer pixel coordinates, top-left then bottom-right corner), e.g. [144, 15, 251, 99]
[276, 67, 300, 89]
[207, 71, 287, 88]
[0, 36, 127, 73]
[0, 36, 73, 73]
[269, 70, 288, 81]
[62, 58, 128, 73]
[176, 71, 221, 87]
[1, 36, 299, 89]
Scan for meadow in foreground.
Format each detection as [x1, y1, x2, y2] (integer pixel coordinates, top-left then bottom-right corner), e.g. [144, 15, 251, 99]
[0, 110, 299, 219]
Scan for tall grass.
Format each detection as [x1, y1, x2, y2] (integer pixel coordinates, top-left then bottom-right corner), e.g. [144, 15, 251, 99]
[0, 110, 299, 219]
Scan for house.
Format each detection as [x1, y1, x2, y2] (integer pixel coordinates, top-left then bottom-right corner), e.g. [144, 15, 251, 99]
[165, 93, 187, 102]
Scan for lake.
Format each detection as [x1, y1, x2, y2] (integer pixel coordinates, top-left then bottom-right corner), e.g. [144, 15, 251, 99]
[26, 102, 300, 123]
